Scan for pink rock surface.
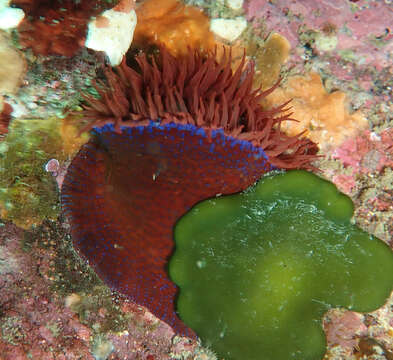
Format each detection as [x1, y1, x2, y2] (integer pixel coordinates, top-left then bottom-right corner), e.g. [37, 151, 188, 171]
[0, 222, 200, 359]
[244, 0, 393, 68]
[331, 173, 357, 194]
[0, 224, 93, 359]
[246, 0, 348, 46]
[324, 310, 367, 349]
[332, 129, 393, 175]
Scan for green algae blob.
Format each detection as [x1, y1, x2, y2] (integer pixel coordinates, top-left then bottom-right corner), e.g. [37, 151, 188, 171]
[169, 170, 393, 360]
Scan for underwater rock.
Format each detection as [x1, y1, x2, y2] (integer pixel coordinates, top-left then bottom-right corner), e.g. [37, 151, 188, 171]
[85, 0, 137, 66]
[0, 0, 24, 29]
[210, 17, 247, 43]
[244, 0, 393, 69]
[0, 220, 213, 359]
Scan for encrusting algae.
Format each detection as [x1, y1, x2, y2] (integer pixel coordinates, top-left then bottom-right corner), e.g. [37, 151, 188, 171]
[0, 116, 88, 229]
[251, 32, 291, 90]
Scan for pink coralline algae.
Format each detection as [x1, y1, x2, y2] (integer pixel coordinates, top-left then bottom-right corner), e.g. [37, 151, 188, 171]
[323, 310, 367, 350]
[246, 0, 348, 46]
[244, 0, 393, 69]
[0, 223, 93, 359]
[0, 221, 204, 359]
[332, 129, 393, 175]
[331, 173, 357, 195]
[326, 127, 393, 243]
[328, 128, 393, 195]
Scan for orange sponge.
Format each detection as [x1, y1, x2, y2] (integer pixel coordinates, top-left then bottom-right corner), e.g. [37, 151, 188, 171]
[263, 72, 368, 150]
[134, 0, 215, 56]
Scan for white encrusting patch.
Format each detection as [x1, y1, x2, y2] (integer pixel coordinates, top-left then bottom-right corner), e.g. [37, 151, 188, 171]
[85, 0, 137, 66]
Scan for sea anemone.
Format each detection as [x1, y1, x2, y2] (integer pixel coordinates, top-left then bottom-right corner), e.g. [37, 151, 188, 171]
[61, 48, 318, 337]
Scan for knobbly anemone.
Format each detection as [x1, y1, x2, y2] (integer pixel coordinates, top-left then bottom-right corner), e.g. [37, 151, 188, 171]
[62, 47, 318, 337]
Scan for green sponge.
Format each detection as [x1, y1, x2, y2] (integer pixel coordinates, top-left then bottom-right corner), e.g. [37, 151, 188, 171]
[169, 170, 393, 360]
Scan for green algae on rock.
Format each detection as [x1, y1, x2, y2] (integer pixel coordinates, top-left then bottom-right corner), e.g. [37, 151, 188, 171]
[169, 170, 393, 360]
[0, 118, 64, 228]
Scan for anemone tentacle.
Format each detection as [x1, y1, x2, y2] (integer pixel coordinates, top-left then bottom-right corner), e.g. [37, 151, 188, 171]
[79, 48, 318, 168]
